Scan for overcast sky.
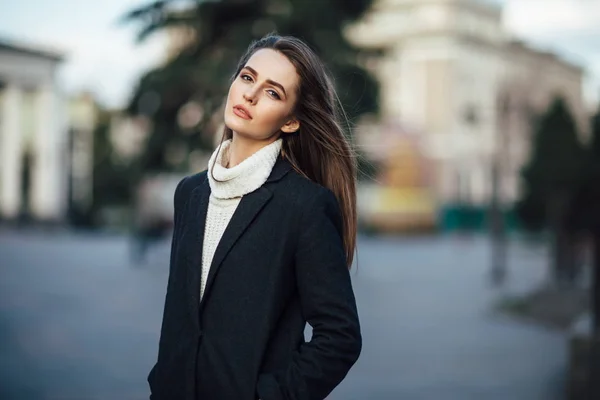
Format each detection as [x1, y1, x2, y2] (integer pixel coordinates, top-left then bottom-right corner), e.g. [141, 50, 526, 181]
[0, 0, 598, 109]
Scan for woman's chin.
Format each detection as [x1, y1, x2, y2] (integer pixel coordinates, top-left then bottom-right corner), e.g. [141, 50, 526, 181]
[224, 116, 251, 134]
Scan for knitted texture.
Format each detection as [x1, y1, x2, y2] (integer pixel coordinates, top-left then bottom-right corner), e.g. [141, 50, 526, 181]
[200, 139, 282, 299]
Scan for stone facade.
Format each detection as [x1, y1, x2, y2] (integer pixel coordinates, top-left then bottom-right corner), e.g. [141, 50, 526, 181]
[347, 0, 589, 208]
[0, 39, 69, 222]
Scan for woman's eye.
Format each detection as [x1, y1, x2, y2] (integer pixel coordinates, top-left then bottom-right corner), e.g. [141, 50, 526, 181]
[267, 90, 281, 100]
[241, 74, 252, 82]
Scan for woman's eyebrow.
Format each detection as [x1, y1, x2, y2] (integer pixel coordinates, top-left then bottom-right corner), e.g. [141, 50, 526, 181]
[243, 65, 287, 97]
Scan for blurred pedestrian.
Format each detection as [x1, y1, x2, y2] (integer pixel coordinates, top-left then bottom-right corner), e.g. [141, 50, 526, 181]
[131, 176, 171, 265]
[147, 34, 362, 400]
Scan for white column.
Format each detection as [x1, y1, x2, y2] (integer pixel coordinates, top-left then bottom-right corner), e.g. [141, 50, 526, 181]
[56, 95, 71, 219]
[30, 85, 65, 221]
[0, 84, 24, 219]
[399, 55, 424, 129]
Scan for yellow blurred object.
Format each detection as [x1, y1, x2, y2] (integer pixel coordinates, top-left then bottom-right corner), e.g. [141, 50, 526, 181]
[381, 137, 428, 188]
[359, 128, 438, 233]
[376, 188, 436, 213]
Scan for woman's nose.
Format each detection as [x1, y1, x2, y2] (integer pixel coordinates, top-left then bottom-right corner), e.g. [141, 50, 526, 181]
[243, 90, 257, 104]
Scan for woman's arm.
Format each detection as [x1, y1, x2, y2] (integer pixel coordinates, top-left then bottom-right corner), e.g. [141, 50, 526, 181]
[257, 188, 362, 400]
[147, 175, 190, 397]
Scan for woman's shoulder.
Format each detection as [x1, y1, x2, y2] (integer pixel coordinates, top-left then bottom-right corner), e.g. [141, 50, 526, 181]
[277, 169, 338, 210]
[276, 170, 343, 233]
[174, 170, 208, 208]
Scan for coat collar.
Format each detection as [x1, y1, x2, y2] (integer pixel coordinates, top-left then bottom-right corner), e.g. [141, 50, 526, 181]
[185, 155, 293, 323]
[265, 154, 293, 183]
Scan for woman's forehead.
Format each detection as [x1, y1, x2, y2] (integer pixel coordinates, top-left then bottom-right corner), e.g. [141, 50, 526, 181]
[244, 49, 299, 91]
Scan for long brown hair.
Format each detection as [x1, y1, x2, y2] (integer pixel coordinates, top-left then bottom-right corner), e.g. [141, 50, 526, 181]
[218, 34, 357, 268]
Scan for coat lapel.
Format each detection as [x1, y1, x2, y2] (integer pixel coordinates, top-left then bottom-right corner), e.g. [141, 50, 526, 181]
[196, 155, 293, 311]
[186, 175, 210, 331]
[199, 186, 273, 309]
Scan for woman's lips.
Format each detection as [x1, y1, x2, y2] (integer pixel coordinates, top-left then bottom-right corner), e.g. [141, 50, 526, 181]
[233, 106, 252, 120]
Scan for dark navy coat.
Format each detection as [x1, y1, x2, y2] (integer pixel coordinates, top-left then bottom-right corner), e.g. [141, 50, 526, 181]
[148, 156, 361, 400]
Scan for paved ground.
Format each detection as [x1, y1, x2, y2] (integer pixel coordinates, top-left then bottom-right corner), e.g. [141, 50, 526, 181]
[0, 230, 567, 399]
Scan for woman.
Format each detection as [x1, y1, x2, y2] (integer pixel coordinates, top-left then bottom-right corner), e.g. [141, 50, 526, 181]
[148, 34, 361, 400]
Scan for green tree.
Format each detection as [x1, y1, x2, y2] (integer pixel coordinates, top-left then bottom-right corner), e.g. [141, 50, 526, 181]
[568, 108, 600, 232]
[122, 0, 381, 173]
[565, 105, 600, 398]
[92, 111, 135, 205]
[587, 109, 600, 399]
[87, 109, 140, 228]
[517, 97, 586, 283]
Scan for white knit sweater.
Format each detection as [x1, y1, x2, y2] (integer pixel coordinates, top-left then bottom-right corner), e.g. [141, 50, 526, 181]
[201, 138, 282, 299]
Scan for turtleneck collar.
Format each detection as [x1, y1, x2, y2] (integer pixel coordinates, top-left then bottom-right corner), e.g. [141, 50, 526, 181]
[207, 138, 282, 199]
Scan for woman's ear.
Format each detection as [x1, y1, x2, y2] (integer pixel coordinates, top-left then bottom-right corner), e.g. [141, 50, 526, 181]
[281, 118, 300, 134]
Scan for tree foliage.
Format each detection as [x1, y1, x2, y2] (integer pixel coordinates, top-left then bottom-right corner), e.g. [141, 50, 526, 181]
[521, 98, 585, 195]
[567, 108, 600, 233]
[517, 97, 585, 230]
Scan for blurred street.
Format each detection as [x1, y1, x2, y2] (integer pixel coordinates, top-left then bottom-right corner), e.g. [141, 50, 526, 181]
[0, 230, 566, 400]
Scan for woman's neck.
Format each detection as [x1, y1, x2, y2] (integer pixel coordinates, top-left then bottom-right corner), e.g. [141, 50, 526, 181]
[228, 133, 280, 168]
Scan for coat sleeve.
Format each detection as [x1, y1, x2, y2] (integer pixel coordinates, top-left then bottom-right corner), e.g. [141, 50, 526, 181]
[257, 188, 362, 400]
[147, 175, 189, 398]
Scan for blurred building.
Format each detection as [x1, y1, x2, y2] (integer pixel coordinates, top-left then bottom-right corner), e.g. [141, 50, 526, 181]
[348, 0, 589, 217]
[0, 39, 69, 223]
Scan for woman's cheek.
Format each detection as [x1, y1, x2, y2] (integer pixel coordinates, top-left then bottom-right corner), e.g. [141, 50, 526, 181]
[263, 103, 287, 126]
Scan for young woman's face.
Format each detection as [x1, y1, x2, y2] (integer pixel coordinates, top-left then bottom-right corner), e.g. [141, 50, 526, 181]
[224, 48, 300, 140]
